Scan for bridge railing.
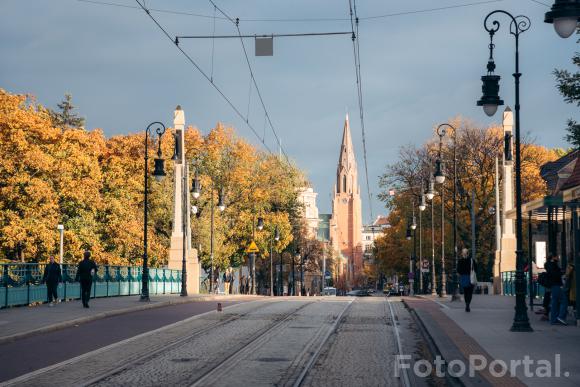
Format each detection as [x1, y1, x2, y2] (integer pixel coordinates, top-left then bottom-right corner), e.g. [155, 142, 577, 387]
[501, 271, 545, 298]
[0, 263, 182, 308]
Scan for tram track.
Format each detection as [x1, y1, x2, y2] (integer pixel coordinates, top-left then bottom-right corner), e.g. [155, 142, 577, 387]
[86, 300, 313, 386]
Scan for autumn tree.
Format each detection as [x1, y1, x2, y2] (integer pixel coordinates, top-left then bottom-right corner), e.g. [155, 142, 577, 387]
[0, 88, 309, 270]
[376, 117, 557, 283]
[555, 28, 580, 147]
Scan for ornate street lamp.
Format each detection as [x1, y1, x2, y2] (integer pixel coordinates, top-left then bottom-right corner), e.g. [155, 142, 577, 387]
[426, 176, 437, 296]
[426, 177, 435, 201]
[478, 10, 532, 332]
[545, 0, 580, 38]
[271, 225, 279, 296]
[257, 216, 264, 231]
[191, 170, 201, 199]
[141, 121, 167, 301]
[419, 192, 426, 294]
[217, 190, 226, 212]
[192, 177, 225, 294]
[434, 124, 453, 297]
[436, 123, 460, 301]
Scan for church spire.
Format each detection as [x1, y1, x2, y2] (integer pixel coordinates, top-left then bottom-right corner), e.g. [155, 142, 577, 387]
[338, 113, 355, 172]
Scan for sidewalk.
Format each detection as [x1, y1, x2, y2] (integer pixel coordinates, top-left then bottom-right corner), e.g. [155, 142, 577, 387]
[0, 293, 259, 344]
[404, 294, 580, 387]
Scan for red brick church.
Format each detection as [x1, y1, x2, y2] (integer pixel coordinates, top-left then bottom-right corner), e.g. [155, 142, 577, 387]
[330, 114, 364, 290]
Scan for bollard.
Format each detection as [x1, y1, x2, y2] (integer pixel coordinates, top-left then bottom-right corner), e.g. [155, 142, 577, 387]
[217, 302, 222, 312]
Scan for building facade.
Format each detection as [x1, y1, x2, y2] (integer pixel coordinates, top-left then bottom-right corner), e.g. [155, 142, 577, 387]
[361, 215, 390, 263]
[297, 187, 320, 239]
[330, 114, 363, 289]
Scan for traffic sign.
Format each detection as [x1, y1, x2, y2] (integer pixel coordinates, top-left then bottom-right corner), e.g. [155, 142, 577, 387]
[246, 240, 260, 253]
[325, 270, 331, 277]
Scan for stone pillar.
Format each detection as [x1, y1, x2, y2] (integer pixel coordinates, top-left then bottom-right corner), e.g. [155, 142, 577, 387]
[168, 106, 200, 294]
[496, 107, 517, 294]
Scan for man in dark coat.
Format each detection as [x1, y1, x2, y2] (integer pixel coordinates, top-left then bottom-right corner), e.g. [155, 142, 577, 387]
[75, 250, 97, 308]
[42, 255, 62, 306]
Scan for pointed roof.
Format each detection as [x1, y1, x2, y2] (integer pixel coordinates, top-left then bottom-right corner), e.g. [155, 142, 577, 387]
[338, 114, 355, 171]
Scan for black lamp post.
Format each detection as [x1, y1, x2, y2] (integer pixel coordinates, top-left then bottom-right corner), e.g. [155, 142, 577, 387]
[141, 122, 167, 302]
[191, 176, 225, 294]
[545, 0, 580, 38]
[434, 126, 447, 297]
[426, 176, 437, 296]
[419, 190, 426, 293]
[271, 225, 279, 296]
[435, 123, 459, 299]
[477, 10, 532, 332]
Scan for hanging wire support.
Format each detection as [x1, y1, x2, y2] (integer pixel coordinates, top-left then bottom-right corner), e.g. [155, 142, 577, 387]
[175, 31, 352, 39]
[207, 0, 292, 163]
[133, 0, 274, 154]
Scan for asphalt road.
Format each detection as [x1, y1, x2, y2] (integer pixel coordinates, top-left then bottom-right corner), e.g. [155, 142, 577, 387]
[0, 300, 240, 382]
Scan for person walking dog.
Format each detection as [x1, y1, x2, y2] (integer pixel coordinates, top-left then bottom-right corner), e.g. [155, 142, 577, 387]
[458, 248, 477, 312]
[42, 255, 62, 306]
[75, 250, 97, 308]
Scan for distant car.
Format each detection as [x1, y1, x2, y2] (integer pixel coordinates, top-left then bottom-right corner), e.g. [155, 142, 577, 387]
[322, 287, 337, 296]
[386, 288, 399, 297]
[346, 289, 371, 297]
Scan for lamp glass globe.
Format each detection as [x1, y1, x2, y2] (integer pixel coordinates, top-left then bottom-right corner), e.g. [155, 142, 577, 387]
[154, 175, 164, 182]
[435, 175, 445, 184]
[218, 205, 226, 212]
[483, 104, 498, 117]
[419, 204, 426, 211]
[554, 17, 578, 38]
[426, 192, 434, 201]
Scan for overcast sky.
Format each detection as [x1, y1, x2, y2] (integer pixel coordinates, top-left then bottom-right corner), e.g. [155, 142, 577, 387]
[1, 0, 577, 223]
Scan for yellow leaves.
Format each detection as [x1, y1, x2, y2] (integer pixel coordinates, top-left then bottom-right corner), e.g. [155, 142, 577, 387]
[0, 88, 306, 268]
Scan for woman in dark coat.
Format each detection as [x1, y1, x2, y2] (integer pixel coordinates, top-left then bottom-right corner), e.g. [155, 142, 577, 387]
[457, 248, 477, 312]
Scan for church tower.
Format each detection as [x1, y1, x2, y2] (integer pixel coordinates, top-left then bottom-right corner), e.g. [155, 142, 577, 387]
[330, 114, 363, 289]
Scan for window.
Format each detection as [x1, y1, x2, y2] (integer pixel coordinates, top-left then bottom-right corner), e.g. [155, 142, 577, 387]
[343, 175, 346, 192]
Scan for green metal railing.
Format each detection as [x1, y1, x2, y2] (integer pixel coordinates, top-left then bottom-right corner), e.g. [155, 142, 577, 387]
[0, 263, 182, 308]
[501, 271, 545, 298]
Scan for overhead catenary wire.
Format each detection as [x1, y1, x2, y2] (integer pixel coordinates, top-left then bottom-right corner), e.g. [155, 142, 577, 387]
[208, 0, 289, 163]
[132, 0, 274, 155]
[349, 0, 374, 223]
[77, 0, 506, 22]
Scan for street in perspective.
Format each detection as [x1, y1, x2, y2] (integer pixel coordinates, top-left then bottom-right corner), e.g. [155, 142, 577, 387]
[1, 0, 579, 386]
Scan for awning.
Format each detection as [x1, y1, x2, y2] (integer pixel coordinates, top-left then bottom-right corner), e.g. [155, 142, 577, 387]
[504, 195, 565, 221]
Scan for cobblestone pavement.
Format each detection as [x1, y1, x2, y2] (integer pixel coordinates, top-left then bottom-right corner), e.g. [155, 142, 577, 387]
[302, 297, 401, 387]
[5, 297, 423, 387]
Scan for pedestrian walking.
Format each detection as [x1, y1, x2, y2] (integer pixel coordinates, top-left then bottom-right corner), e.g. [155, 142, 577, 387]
[42, 255, 62, 306]
[539, 255, 553, 320]
[566, 263, 576, 310]
[546, 254, 568, 325]
[75, 250, 97, 308]
[457, 248, 477, 312]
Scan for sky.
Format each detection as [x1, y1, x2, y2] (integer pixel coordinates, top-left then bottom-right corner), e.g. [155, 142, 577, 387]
[1, 0, 577, 224]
